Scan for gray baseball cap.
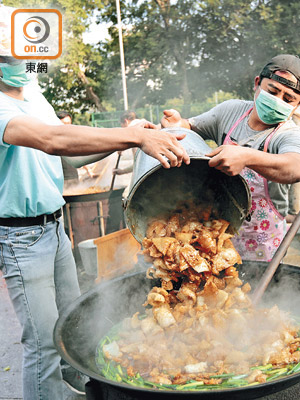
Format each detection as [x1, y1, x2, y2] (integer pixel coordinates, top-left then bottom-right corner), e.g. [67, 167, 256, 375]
[260, 54, 300, 93]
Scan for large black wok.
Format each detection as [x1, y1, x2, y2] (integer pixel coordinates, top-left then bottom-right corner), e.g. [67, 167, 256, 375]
[54, 262, 300, 399]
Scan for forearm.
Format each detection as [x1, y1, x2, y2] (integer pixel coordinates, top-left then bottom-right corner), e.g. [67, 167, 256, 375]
[179, 119, 191, 130]
[115, 166, 133, 175]
[4, 116, 141, 155]
[62, 153, 113, 168]
[207, 145, 300, 184]
[4, 115, 190, 169]
[54, 125, 141, 155]
[246, 150, 300, 184]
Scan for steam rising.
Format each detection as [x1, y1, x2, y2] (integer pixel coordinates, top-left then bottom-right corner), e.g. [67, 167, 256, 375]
[96, 208, 300, 386]
[99, 273, 299, 383]
[56, 254, 300, 387]
[56, 198, 300, 388]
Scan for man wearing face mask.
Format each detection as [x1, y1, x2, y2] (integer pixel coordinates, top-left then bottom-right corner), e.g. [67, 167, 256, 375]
[0, 6, 190, 400]
[161, 54, 300, 262]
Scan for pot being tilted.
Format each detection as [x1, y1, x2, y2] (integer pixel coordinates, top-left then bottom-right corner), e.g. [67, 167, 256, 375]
[124, 128, 251, 244]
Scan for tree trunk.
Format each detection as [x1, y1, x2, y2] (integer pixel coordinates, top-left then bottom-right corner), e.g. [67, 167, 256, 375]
[78, 69, 107, 112]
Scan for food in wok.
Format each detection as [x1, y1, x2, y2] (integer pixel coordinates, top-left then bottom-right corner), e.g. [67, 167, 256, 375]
[96, 201, 300, 391]
[63, 185, 108, 196]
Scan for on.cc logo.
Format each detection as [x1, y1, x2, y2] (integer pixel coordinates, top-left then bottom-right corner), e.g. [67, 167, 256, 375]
[23, 16, 50, 44]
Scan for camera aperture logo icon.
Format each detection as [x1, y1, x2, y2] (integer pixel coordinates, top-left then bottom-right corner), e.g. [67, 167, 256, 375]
[12, 9, 62, 59]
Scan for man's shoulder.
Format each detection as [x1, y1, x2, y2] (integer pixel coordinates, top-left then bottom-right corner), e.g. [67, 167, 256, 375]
[217, 98, 253, 111]
[0, 92, 21, 108]
[278, 118, 300, 133]
[270, 118, 300, 153]
[0, 92, 29, 125]
[212, 99, 253, 125]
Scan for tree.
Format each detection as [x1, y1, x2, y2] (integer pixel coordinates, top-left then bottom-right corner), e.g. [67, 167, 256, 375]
[4, 0, 106, 112]
[98, 0, 300, 108]
[199, 0, 300, 99]
[3, 0, 300, 112]
[98, 0, 210, 109]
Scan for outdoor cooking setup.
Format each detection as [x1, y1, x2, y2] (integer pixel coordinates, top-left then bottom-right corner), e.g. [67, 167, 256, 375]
[55, 263, 300, 400]
[54, 128, 300, 399]
[63, 186, 126, 267]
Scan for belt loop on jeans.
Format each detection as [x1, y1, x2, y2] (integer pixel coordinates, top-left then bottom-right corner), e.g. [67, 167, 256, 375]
[54, 209, 62, 221]
[43, 214, 48, 226]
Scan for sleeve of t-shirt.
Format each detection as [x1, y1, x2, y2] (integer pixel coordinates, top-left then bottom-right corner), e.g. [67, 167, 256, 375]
[0, 96, 25, 147]
[269, 122, 300, 155]
[188, 104, 221, 143]
[187, 100, 241, 144]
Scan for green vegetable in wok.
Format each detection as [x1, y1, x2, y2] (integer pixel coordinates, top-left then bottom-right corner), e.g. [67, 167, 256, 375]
[95, 327, 300, 392]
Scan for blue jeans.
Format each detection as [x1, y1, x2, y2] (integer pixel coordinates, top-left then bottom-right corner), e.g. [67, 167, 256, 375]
[0, 218, 81, 400]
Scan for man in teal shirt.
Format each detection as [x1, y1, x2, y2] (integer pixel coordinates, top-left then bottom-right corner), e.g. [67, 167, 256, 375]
[0, 63, 189, 400]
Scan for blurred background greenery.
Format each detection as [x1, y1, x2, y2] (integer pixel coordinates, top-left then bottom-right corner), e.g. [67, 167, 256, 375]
[4, 0, 300, 126]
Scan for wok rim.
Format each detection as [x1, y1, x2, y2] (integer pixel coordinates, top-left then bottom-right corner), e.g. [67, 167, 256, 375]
[54, 268, 300, 397]
[63, 187, 126, 203]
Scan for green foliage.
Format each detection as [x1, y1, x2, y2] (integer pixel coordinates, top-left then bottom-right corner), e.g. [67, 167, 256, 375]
[3, 0, 300, 113]
[199, 0, 300, 99]
[89, 90, 238, 128]
[96, 0, 300, 108]
[4, 0, 104, 112]
[73, 112, 92, 126]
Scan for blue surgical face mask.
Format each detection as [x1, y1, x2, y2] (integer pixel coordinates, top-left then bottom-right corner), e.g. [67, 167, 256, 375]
[255, 88, 295, 125]
[0, 60, 35, 87]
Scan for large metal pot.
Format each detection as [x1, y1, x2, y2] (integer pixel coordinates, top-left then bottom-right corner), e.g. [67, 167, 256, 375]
[63, 188, 126, 247]
[124, 128, 251, 243]
[54, 262, 300, 399]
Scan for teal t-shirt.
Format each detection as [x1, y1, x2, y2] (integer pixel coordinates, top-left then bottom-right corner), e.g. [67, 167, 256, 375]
[0, 83, 65, 217]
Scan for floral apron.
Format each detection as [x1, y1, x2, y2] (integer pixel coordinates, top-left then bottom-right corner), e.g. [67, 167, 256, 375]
[223, 107, 286, 262]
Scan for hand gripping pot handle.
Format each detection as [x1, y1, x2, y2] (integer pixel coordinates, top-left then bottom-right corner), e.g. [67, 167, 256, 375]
[124, 127, 251, 244]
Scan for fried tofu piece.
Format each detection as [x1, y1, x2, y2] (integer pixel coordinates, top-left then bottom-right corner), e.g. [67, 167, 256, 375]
[146, 220, 167, 238]
[181, 220, 203, 233]
[180, 244, 210, 272]
[211, 244, 242, 274]
[153, 306, 176, 328]
[175, 232, 193, 244]
[165, 214, 181, 236]
[194, 228, 217, 254]
[152, 237, 178, 256]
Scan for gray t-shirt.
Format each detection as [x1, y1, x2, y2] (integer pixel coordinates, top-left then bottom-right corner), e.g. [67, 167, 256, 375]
[188, 99, 300, 216]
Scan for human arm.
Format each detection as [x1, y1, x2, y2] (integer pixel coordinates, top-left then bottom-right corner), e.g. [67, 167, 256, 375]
[160, 109, 191, 130]
[62, 153, 113, 168]
[161, 101, 248, 144]
[160, 107, 222, 144]
[3, 115, 190, 168]
[82, 165, 96, 178]
[206, 145, 300, 183]
[113, 165, 133, 175]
